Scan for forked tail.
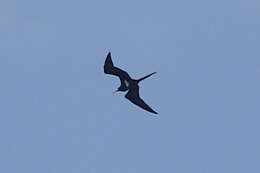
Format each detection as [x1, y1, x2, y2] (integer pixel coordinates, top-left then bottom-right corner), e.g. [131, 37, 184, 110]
[136, 72, 156, 83]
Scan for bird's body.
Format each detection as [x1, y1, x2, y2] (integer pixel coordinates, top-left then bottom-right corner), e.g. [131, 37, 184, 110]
[104, 52, 158, 114]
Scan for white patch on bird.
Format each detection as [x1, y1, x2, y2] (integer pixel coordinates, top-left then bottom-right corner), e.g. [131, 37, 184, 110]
[124, 80, 130, 87]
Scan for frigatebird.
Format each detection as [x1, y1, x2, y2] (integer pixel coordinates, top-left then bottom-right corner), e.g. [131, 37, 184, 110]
[104, 52, 158, 114]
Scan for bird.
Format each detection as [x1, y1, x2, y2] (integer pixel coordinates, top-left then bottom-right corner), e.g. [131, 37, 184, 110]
[104, 52, 158, 114]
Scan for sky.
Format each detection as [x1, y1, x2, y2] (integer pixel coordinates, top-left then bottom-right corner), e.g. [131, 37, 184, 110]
[0, 0, 259, 172]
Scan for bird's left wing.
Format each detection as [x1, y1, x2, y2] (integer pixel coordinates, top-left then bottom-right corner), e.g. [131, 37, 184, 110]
[125, 85, 158, 114]
[104, 52, 131, 81]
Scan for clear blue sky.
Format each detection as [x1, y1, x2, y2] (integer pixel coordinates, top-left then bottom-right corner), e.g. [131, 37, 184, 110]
[0, 0, 259, 172]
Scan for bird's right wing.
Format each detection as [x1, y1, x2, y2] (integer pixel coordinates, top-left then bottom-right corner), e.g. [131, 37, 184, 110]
[125, 85, 158, 114]
[104, 52, 131, 81]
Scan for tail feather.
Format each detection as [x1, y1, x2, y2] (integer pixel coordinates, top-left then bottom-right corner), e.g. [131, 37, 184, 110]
[136, 72, 156, 83]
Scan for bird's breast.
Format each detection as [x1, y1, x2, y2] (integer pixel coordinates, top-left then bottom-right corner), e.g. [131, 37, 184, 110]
[124, 80, 130, 88]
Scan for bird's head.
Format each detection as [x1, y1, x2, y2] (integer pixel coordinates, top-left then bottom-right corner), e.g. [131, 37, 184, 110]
[113, 85, 128, 93]
[113, 88, 120, 94]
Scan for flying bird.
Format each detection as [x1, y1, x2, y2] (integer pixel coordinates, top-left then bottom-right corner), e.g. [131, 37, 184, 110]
[104, 52, 158, 114]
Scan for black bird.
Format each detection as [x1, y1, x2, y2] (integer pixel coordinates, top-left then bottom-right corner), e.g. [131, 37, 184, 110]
[104, 52, 158, 114]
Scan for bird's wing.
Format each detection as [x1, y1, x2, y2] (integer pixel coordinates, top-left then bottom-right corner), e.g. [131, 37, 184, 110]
[104, 52, 131, 82]
[125, 85, 158, 114]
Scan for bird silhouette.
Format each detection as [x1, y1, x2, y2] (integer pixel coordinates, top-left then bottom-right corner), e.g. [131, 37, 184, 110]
[104, 52, 158, 114]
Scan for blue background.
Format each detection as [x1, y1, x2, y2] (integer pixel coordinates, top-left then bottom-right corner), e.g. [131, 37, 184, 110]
[0, 0, 259, 172]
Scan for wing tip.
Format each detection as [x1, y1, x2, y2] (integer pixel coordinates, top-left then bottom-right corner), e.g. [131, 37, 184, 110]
[150, 110, 158, 115]
[104, 52, 114, 74]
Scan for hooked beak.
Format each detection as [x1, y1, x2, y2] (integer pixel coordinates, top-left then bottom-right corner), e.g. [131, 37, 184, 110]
[113, 89, 119, 94]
